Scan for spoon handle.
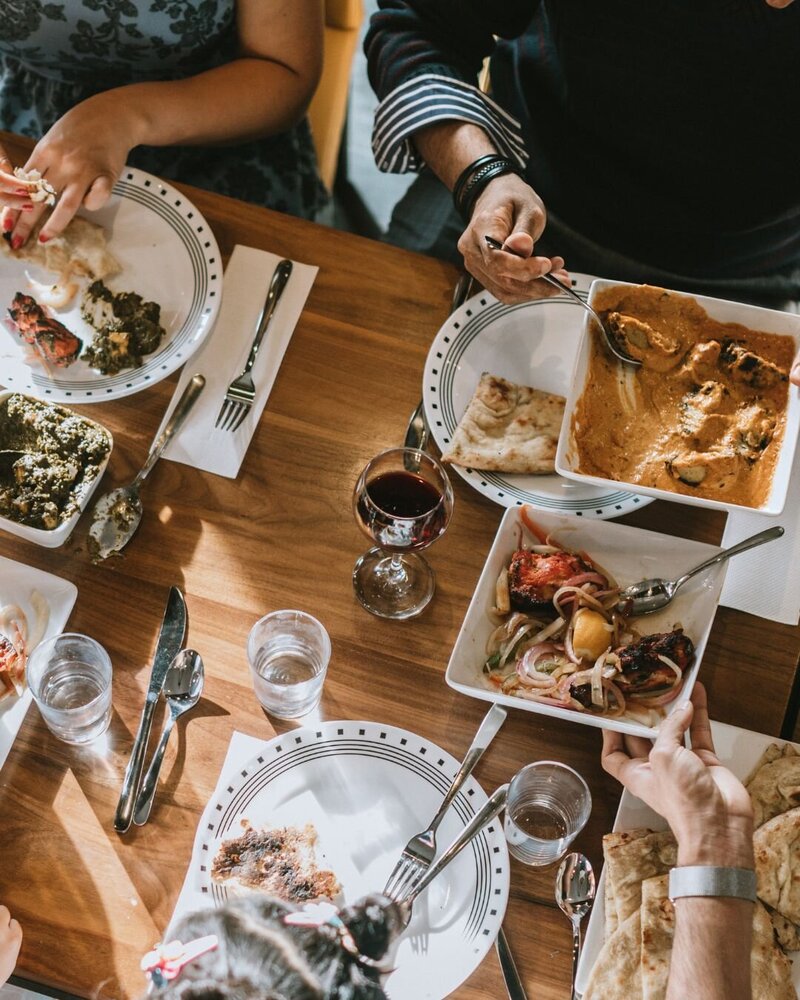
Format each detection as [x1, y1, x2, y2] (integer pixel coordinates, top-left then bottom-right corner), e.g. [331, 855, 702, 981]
[133, 712, 177, 826]
[570, 920, 582, 1000]
[673, 525, 784, 592]
[134, 373, 206, 487]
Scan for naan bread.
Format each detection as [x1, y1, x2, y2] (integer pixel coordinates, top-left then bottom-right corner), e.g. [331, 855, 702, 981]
[441, 372, 565, 474]
[755, 806, 800, 923]
[765, 903, 800, 953]
[746, 742, 800, 829]
[2, 216, 119, 282]
[604, 829, 677, 925]
[751, 900, 796, 1000]
[583, 909, 643, 1000]
[603, 829, 655, 937]
[640, 875, 673, 1000]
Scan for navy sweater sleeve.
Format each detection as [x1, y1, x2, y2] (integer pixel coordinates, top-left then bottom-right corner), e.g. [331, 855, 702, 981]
[365, 0, 538, 173]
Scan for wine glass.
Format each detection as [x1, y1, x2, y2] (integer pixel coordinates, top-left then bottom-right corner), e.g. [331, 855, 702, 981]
[352, 447, 454, 619]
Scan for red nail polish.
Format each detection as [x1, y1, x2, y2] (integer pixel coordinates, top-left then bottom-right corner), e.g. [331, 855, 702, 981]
[14, 188, 29, 196]
[2, 216, 12, 233]
[11, 236, 23, 250]
[22, 203, 34, 212]
[38, 233, 49, 244]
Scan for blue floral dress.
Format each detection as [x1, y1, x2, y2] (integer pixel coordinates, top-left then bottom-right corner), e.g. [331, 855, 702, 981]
[0, 0, 327, 218]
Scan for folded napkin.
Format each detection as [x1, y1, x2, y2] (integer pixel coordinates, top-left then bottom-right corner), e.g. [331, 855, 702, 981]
[719, 447, 800, 625]
[166, 729, 263, 937]
[160, 245, 318, 478]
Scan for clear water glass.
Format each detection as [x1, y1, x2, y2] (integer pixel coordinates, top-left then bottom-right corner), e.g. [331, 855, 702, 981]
[27, 633, 113, 745]
[247, 610, 331, 719]
[504, 761, 591, 866]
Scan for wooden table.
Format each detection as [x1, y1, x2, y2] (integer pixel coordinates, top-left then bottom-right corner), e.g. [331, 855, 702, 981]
[1, 131, 799, 1000]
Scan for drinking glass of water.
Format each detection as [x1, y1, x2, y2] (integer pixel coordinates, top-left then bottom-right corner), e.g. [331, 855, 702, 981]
[247, 610, 331, 719]
[27, 633, 113, 745]
[504, 761, 591, 866]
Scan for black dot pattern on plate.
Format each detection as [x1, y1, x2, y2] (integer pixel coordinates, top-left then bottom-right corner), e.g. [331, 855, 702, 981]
[295, 736, 302, 744]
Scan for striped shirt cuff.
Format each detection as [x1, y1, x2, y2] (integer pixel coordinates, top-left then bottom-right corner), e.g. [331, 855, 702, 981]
[372, 73, 529, 175]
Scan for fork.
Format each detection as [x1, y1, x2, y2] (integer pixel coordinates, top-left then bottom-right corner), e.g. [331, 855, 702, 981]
[383, 702, 506, 901]
[215, 258, 293, 432]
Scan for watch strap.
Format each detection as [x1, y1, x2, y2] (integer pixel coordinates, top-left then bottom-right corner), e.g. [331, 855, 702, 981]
[668, 866, 757, 903]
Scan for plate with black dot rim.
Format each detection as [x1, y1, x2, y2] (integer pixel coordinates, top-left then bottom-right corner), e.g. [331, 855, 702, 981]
[0, 165, 221, 403]
[185, 720, 510, 1000]
[422, 273, 652, 519]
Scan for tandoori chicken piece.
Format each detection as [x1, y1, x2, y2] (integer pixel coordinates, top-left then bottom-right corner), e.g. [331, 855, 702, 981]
[720, 340, 787, 390]
[7, 292, 82, 367]
[508, 549, 596, 612]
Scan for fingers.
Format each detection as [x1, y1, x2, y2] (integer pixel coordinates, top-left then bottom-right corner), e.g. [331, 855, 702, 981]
[653, 698, 693, 755]
[82, 173, 114, 212]
[687, 682, 719, 760]
[601, 728, 649, 795]
[791, 350, 800, 387]
[8, 201, 46, 249]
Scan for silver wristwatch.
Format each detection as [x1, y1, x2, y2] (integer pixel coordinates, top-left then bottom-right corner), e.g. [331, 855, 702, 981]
[668, 866, 757, 903]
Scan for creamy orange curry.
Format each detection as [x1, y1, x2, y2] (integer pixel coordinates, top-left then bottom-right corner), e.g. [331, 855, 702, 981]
[571, 285, 794, 508]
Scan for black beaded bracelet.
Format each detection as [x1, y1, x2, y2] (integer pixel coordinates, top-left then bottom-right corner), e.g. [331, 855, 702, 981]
[453, 155, 518, 221]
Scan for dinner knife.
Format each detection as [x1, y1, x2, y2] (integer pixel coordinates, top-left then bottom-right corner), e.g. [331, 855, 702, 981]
[496, 926, 529, 1000]
[114, 585, 187, 833]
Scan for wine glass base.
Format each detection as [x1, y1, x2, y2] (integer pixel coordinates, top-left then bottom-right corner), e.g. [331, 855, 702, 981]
[352, 548, 435, 620]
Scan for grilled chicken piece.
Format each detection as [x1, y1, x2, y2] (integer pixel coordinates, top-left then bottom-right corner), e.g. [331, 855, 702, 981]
[731, 403, 776, 455]
[7, 292, 82, 367]
[606, 312, 682, 372]
[508, 549, 594, 612]
[720, 340, 787, 389]
[668, 447, 739, 490]
[683, 340, 723, 382]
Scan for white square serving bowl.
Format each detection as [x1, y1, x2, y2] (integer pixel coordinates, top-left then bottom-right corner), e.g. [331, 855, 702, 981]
[0, 389, 112, 547]
[445, 507, 726, 739]
[554, 278, 800, 515]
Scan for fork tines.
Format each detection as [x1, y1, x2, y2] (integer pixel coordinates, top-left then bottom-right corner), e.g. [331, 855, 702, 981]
[215, 387, 253, 432]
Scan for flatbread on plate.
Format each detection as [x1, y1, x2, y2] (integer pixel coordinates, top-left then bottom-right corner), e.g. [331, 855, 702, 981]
[746, 742, 800, 829]
[755, 806, 800, 923]
[604, 828, 677, 926]
[583, 909, 643, 1000]
[441, 372, 565, 474]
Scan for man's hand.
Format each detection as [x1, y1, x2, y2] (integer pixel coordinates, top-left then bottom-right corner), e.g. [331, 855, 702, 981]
[0, 905, 21, 985]
[601, 683, 754, 867]
[457, 173, 566, 304]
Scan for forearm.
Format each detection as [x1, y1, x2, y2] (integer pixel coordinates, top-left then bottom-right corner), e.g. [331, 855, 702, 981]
[411, 121, 498, 190]
[667, 898, 753, 1000]
[94, 59, 316, 150]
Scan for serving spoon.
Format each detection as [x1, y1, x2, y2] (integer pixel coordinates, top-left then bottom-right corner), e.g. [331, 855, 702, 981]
[483, 235, 641, 367]
[615, 525, 784, 616]
[556, 852, 596, 1000]
[88, 374, 205, 560]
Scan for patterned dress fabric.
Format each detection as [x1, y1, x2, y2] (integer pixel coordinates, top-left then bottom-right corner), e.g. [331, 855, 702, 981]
[0, 0, 327, 218]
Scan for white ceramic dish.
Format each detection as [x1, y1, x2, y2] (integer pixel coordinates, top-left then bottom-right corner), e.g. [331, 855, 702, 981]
[0, 166, 221, 403]
[0, 557, 78, 772]
[575, 720, 800, 997]
[445, 507, 726, 739]
[555, 278, 800, 516]
[184, 721, 510, 1000]
[0, 389, 112, 547]
[421, 276, 652, 519]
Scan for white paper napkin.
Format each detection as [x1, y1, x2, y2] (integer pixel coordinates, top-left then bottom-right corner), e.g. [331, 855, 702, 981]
[160, 245, 318, 479]
[166, 730, 264, 938]
[719, 447, 800, 625]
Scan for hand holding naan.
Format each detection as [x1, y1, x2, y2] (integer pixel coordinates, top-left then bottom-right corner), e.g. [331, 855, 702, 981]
[602, 683, 754, 868]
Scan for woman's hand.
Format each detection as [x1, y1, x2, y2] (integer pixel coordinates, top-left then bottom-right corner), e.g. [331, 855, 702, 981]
[6, 92, 142, 248]
[0, 143, 37, 220]
[0, 905, 21, 985]
[601, 683, 754, 867]
[457, 173, 566, 304]
[791, 351, 800, 387]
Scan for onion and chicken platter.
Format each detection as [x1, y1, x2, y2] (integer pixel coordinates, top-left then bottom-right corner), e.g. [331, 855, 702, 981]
[445, 507, 723, 738]
[482, 510, 694, 728]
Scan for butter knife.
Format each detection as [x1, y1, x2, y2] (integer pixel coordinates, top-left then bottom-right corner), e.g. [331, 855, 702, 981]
[496, 926, 528, 1000]
[114, 586, 187, 833]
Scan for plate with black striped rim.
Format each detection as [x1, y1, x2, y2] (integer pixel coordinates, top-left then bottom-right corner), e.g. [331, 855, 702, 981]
[0, 165, 221, 403]
[422, 274, 652, 519]
[188, 720, 510, 1000]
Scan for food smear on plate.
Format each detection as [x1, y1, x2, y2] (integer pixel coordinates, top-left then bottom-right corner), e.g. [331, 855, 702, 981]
[6, 292, 83, 368]
[211, 819, 342, 903]
[571, 284, 794, 509]
[483, 507, 695, 727]
[0, 592, 49, 702]
[0, 393, 111, 530]
[442, 372, 565, 474]
[80, 280, 165, 375]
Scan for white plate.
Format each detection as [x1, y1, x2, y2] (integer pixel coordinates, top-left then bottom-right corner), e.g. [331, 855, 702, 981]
[0, 556, 77, 771]
[446, 508, 725, 739]
[187, 720, 510, 1000]
[422, 274, 653, 519]
[556, 278, 800, 516]
[0, 166, 221, 403]
[576, 720, 800, 997]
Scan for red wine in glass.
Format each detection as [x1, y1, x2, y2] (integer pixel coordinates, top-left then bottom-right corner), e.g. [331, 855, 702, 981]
[356, 470, 448, 551]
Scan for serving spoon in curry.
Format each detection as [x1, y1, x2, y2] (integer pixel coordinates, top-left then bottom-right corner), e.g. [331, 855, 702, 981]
[483, 235, 641, 366]
[615, 525, 784, 616]
[88, 374, 205, 560]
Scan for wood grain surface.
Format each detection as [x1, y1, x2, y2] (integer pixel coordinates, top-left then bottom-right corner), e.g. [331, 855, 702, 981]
[0, 132, 798, 1000]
